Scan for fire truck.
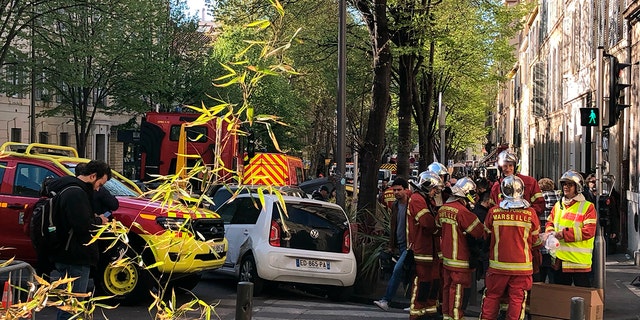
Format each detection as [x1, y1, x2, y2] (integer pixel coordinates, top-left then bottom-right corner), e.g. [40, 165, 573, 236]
[139, 112, 304, 186]
[139, 112, 241, 183]
[243, 152, 304, 186]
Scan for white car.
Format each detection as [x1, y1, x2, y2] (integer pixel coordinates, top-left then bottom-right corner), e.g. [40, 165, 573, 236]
[214, 193, 357, 301]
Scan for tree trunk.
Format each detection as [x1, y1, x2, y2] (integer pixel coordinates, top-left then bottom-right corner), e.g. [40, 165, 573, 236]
[415, 39, 436, 172]
[397, 53, 414, 179]
[355, 0, 392, 219]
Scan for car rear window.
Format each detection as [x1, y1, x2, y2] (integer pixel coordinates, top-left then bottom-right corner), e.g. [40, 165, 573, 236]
[273, 202, 348, 253]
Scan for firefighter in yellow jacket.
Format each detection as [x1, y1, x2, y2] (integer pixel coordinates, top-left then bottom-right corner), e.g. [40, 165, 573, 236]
[544, 169, 597, 287]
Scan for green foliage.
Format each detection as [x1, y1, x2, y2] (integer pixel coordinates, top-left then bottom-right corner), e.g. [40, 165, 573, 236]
[208, 25, 307, 152]
[111, 0, 217, 113]
[407, 0, 529, 160]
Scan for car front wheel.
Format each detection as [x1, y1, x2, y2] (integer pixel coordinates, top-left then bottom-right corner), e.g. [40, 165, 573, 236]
[96, 246, 153, 305]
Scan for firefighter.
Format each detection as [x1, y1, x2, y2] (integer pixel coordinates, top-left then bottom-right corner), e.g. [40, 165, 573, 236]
[544, 169, 597, 287]
[436, 177, 485, 320]
[481, 175, 542, 320]
[428, 161, 451, 206]
[407, 171, 444, 319]
[379, 181, 396, 210]
[489, 150, 544, 216]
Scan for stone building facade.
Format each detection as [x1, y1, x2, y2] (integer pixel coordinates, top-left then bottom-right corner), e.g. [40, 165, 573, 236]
[494, 0, 640, 255]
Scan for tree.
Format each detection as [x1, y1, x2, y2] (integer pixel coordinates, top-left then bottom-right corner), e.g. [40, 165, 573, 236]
[111, 1, 217, 113]
[208, 0, 373, 175]
[351, 0, 392, 215]
[410, 0, 526, 170]
[0, 0, 91, 69]
[28, 0, 212, 156]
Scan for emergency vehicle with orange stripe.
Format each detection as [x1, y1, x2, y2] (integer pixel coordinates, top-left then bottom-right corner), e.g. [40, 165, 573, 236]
[140, 112, 304, 187]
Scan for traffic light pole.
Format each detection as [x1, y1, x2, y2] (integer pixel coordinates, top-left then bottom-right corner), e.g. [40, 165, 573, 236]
[594, 45, 606, 290]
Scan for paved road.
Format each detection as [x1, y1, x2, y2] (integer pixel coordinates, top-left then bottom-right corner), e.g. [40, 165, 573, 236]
[35, 273, 405, 319]
[30, 253, 640, 319]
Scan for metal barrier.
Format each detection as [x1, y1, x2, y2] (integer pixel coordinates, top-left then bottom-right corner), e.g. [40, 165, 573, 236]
[0, 259, 36, 319]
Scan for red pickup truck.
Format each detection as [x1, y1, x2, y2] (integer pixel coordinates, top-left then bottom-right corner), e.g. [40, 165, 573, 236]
[0, 142, 227, 304]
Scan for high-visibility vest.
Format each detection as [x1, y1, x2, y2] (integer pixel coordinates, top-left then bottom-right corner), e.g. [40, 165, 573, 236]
[552, 201, 594, 271]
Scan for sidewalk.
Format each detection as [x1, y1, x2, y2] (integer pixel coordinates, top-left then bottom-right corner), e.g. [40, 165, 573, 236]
[355, 253, 640, 319]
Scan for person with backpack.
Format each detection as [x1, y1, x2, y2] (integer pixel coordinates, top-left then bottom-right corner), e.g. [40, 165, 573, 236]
[26, 176, 57, 276]
[47, 160, 111, 320]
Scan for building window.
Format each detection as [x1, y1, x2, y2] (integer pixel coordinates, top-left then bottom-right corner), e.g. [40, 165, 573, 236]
[39, 132, 48, 144]
[10, 128, 21, 142]
[59, 132, 68, 146]
[5, 61, 25, 98]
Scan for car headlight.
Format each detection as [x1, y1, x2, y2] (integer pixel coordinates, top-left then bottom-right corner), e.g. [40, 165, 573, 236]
[156, 217, 188, 231]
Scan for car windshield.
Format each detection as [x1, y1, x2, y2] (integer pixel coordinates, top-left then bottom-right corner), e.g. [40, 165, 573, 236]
[69, 165, 139, 197]
[210, 185, 306, 211]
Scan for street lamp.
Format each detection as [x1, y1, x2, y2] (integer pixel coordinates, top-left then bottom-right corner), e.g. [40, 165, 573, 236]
[336, 0, 347, 208]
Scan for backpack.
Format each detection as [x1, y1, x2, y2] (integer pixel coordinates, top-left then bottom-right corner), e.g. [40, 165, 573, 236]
[29, 186, 81, 255]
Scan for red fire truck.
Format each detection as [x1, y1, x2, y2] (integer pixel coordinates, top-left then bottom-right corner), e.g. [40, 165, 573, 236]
[139, 112, 304, 186]
[139, 112, 241, 183]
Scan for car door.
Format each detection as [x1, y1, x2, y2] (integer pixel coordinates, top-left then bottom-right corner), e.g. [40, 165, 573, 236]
[0, 160, 60, 264]
[217, 196, 262, 270]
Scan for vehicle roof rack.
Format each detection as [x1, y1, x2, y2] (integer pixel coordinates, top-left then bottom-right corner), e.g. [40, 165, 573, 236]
[0, 142, 79, 158]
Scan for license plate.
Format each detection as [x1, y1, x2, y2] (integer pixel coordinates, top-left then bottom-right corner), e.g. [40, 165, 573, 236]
[296, 258, 330, 270]
[211, 243, 225, 253]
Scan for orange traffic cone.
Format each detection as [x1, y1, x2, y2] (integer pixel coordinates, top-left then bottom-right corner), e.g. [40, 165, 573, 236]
[1, 280, 12, 309]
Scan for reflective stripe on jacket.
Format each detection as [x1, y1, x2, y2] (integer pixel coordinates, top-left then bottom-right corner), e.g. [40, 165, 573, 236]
[436, 200, 485, 272]
[485, 206, 541, 275]
[545, 200, 596, 272]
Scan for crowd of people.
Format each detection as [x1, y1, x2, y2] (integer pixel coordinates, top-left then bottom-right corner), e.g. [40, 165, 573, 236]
[374, 150, 602, 320]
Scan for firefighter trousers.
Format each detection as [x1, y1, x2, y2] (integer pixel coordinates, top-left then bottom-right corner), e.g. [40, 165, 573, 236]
[409, 261, 441, 319]
[480, 272, 532, 320]
[442, 268, 472, 320]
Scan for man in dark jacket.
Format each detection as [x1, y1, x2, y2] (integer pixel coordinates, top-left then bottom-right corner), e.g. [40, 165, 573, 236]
[374, 177, 412, 311]
[49, 160, 111, 320]
[311, 185, 330, 201]
[76, 162, 119, 216]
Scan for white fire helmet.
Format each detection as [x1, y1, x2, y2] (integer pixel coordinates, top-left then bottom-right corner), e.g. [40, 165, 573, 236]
[559, 169, 584, 194]
[416, 170, 444, 193]
[497, 150, 518, 167]
[450, 177, 477, 203]
[499, 175, 530, 209]
[428, 162, 449, 176]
